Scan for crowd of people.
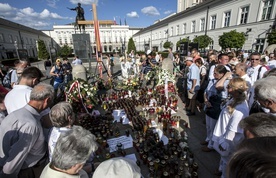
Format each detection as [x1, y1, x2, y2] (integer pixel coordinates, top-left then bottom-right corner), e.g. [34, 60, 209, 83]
[0, 48, 275, 178]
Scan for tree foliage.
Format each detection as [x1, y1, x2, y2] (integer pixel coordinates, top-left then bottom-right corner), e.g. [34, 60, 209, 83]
[219, 30, 246, 50]
[127, 37, 136, 53]
[267, 29, 276, 45]
[58, 44, 72, 57]
[37, 39, 49, 60]
[176, 38, 191, 47]
[193, 35, 213, 49]
[163, 41, 173, 49]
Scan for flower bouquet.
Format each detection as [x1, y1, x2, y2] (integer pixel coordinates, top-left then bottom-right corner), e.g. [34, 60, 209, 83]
[117, 76, 140, 92]
[145, 67, 176, 86]
[65, 78, 98, 113]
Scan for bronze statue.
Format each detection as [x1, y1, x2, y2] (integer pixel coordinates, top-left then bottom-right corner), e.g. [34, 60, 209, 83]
[68, 3, 85, 32]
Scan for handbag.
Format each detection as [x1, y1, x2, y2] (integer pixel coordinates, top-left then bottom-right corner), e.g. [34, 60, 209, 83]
[205, 95, 222, 120]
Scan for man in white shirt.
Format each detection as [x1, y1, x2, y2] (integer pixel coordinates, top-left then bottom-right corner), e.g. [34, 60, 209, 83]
[72, 55, 82, 65]
[247, 52, 267, 86]
[4, 66, 43, 114]
[208, 53, 231, 80]
[267, 53, 276, 69]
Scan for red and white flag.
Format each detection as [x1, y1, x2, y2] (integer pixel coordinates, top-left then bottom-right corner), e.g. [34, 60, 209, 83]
[113, 17, 116, 25]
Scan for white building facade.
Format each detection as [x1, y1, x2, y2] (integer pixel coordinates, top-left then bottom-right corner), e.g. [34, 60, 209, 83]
[133, 0, 276, 53]
[43, 23, 141, 54]
[0, 18, 52, 60]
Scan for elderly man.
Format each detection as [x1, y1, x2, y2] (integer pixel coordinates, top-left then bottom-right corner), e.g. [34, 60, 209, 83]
[239, 113, 276, 139]
[40, 126, 98, 178]
[0, 83, 54, 178]
[4, 66, 44, 114]
[247, 52, 267, 85]
[254, 76, 276, 115]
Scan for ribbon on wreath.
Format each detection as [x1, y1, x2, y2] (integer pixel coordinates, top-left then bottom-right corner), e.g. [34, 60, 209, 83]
[66, 80, 89, 114]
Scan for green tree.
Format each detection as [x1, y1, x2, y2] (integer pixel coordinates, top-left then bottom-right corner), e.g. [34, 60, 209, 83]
[267, 29, 276, 45]
[193, 35, 213, 49]
[58, 44, 72, 57]
[37, 39, 49, 60]
[127, 37, 136, 53]
[176, 38, 191, 48]
[219, 30, 246, 50]
[163, 41, 173, 49]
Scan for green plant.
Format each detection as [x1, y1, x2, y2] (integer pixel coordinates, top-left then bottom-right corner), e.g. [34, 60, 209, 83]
[219, 30, 246, 50]
[127, 37, 136, 53]
[58, 44, 73, 57]
[37, 39, 49, 60]
[163, 41, 173, 49]
[193, 35, 213, 49]
[267, 29, 276, 46]
[176, 38, 191, 48]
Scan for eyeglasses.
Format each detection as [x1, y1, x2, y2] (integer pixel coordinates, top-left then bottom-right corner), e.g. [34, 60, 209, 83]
[251, 58, 260, 61]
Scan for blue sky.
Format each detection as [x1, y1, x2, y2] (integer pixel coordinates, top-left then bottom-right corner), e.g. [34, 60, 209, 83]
[0, 0, 176, 30]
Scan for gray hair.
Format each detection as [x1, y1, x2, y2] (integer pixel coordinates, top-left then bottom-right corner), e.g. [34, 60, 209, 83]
[51, 125, 98, 170]
[50, 102, 74, 127]
[254, 76, 276, 102]
[30, 83, 54, 102]
[239, 113, 276, 137]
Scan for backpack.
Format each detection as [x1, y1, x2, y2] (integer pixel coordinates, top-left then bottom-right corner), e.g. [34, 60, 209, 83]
[2, 69, 14, 88]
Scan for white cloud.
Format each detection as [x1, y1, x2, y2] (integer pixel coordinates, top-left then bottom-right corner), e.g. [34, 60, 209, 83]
[69, 0, 98, 5]
[47, 0, 60, 8]
[126, 11, 139, 18]
[0, 3, 68, 29]
[164, 10, 172, 15]
[141, 6, 160, 16]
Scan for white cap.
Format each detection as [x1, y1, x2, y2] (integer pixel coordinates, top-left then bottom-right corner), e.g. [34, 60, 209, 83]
[146, 49, 152, 55]
[93, 157, 141, 178]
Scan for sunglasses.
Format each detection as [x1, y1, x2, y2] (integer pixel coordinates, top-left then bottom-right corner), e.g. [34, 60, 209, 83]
[251, 58, 260, 61]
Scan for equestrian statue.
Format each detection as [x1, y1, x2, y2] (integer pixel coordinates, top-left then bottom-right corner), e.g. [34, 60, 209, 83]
[68, 3, 85, 32]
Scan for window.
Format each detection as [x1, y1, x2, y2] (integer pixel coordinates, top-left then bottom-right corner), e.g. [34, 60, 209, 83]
[200, 18, 205, 31]
[255, 39, 265, 53]
[209, 40, 214, 49]
[183, 23, 186, 34]
[211, 15, 216, 29]
[224, 11, 231, 27]
[8, 35, 13, 43]
[159, 31, 161, 39]
[176, 25, 179, 36]
[170, 27, 173, 36]
[240, 6, 249, 24]
[0, 33, 4, 42]
[59, 38, 62, 45]
[64, 38, 68, 44]
[191, 21, 196, 33]
[262, 0, 273, 20]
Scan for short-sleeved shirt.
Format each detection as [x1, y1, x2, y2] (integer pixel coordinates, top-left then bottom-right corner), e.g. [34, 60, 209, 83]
[4, 85, 32, 114]
[247, 64, 267, 85]
[187, 63, 200, 91]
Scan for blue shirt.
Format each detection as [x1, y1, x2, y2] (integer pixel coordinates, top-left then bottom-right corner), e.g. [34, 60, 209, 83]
[187, 63, 200, 91]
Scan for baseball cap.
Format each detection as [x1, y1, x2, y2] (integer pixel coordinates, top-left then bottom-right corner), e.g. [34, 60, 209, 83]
[56, 59, 61, 63]
[185, 57, 193, 62]
[146, 49, 152, 55]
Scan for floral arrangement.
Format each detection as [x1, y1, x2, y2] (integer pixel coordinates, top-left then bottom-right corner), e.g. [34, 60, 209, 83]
[117, 76, 140, 91]
[145, 67, 176, 86]
[65, 78, 98, 113]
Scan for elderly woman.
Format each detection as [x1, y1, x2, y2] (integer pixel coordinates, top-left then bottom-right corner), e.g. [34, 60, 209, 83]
[212, 77, 249, 178]
[41, 126, 98, 178]
[201, 65, 229, 152]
